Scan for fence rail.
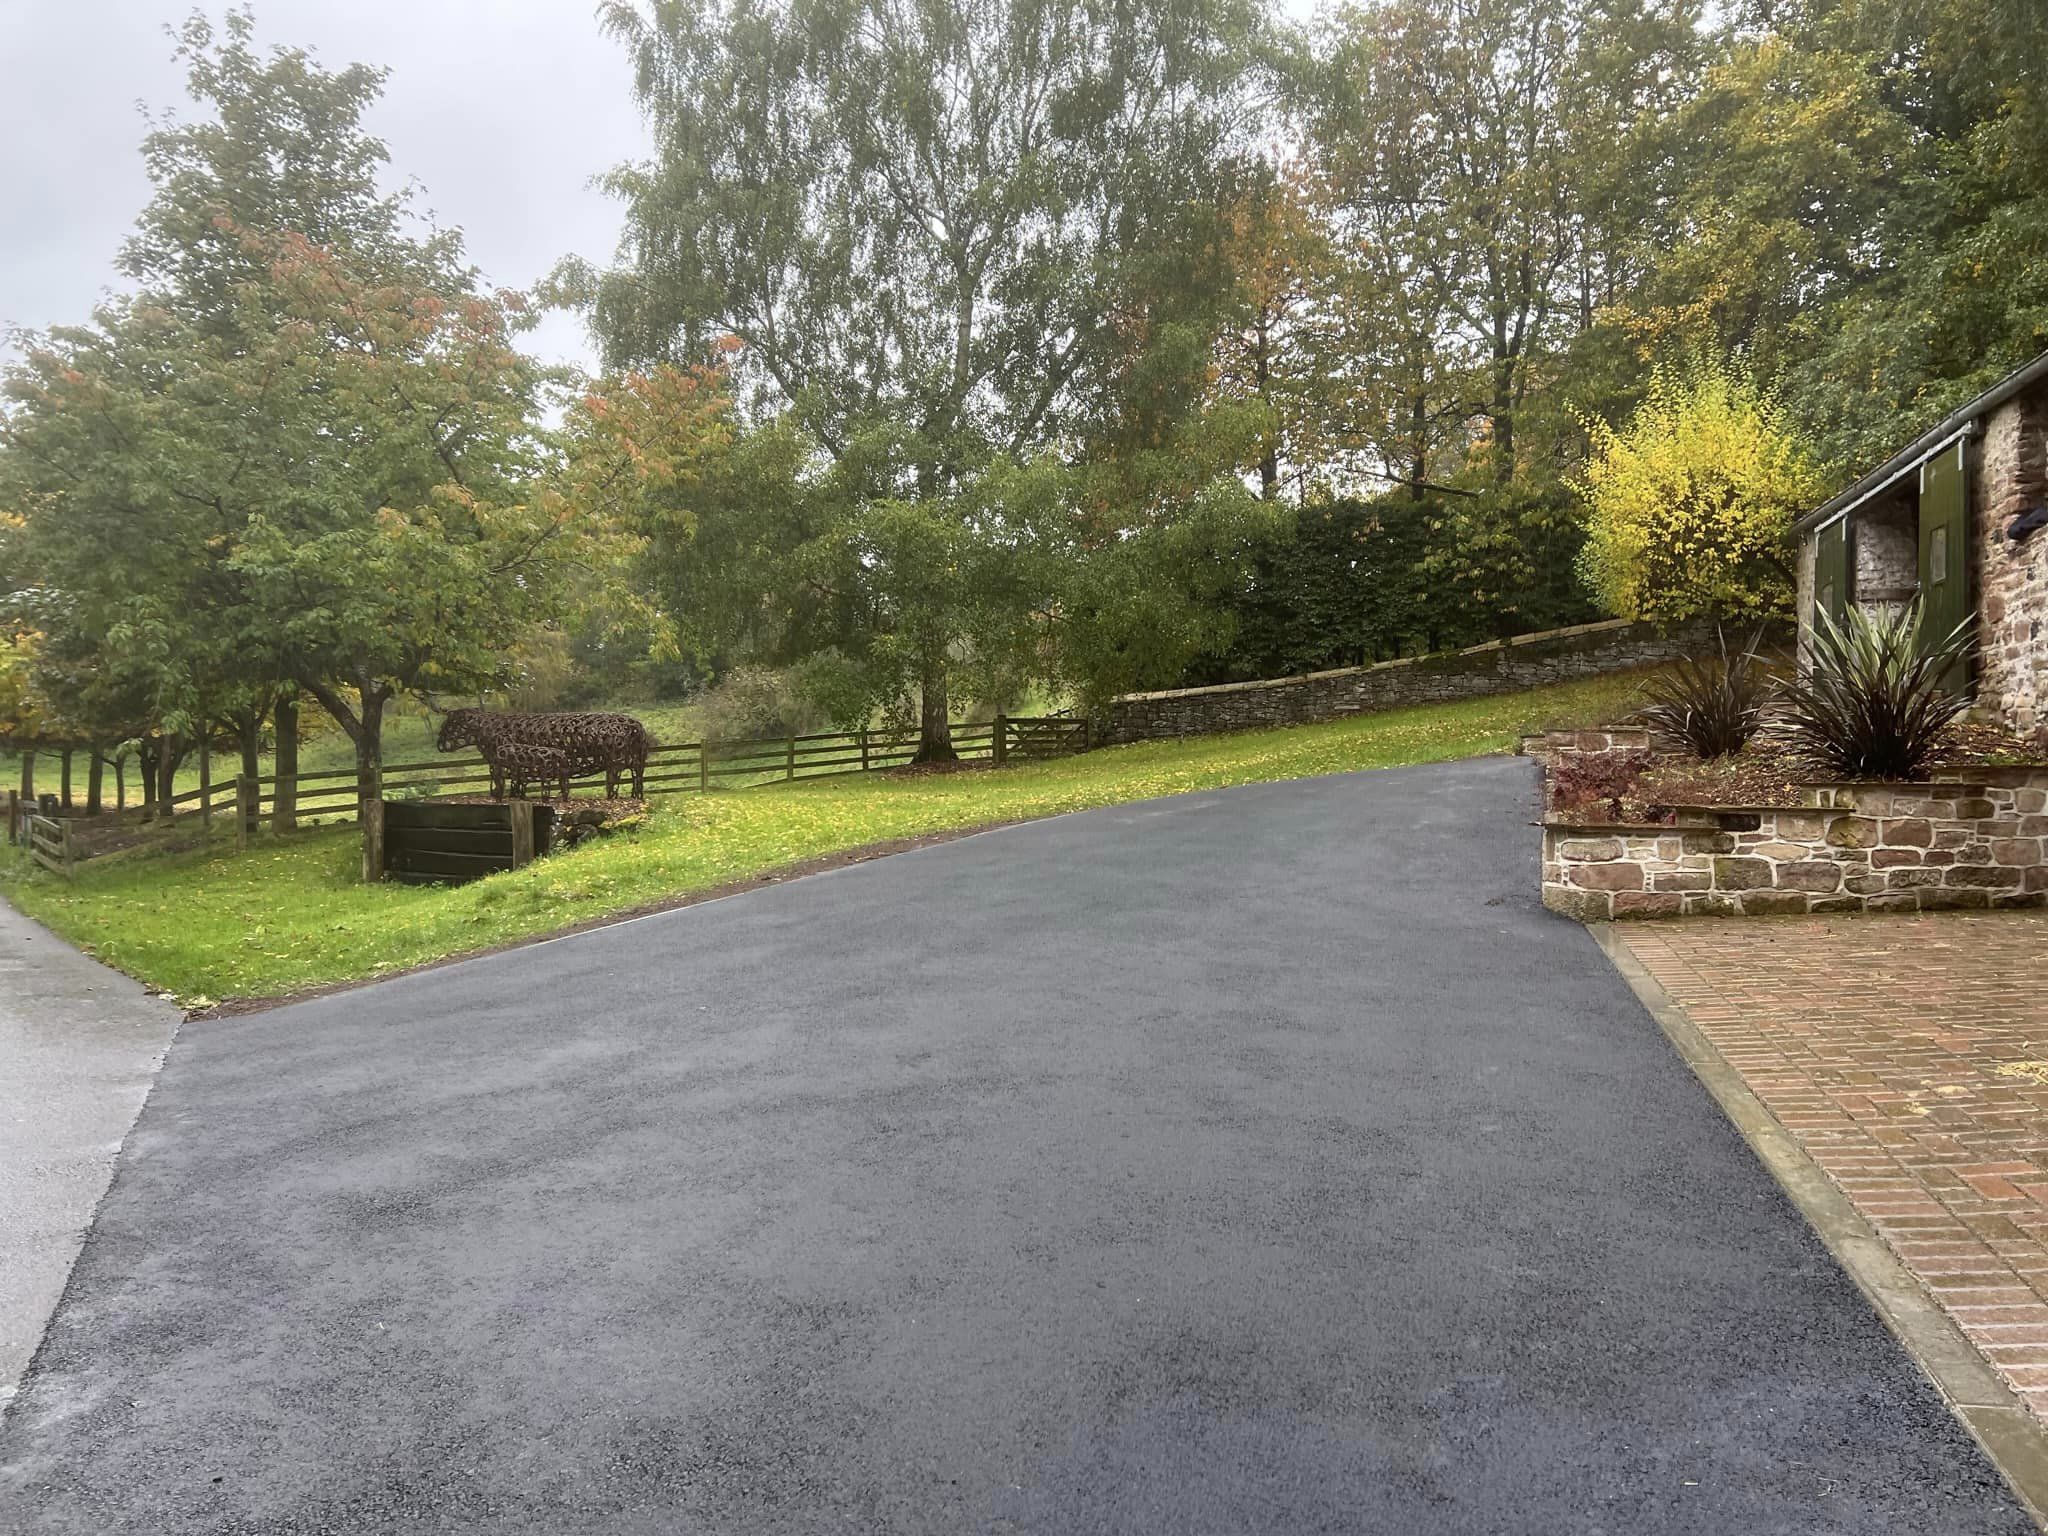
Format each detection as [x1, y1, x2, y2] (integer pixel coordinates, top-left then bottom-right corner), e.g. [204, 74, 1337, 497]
[8, 714, 1090, 872]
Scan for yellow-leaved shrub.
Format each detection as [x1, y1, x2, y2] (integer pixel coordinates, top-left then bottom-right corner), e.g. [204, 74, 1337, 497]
[1575, 360, 1825, 623]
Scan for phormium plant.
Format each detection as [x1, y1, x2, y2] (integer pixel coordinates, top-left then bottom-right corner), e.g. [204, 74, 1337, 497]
[1638, 628, 1777, 759]
[1780, 602, 1973, 781]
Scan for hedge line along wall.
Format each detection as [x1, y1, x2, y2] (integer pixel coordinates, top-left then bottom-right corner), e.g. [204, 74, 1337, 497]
[1097, 618, 1729, 745]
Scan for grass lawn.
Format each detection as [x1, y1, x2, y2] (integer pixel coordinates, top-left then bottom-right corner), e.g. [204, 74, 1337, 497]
[0, 669, 1651, 1006]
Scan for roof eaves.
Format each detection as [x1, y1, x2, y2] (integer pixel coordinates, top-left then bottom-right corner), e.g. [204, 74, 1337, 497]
[1793, 348, 2048, 538]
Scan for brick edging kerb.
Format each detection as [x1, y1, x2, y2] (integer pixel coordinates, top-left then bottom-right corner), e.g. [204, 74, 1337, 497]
[1588, 923, 2048, 1531]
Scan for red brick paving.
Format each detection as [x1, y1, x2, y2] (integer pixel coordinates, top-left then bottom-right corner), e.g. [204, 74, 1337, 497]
[1618, 912, 2048, 1420]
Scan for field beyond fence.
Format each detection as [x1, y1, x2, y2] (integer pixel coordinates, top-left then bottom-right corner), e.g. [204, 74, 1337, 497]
[4, 715, 1089, 870]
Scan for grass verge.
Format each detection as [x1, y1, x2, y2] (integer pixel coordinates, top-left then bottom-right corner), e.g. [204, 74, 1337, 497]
[0, 670, 1650, 1005]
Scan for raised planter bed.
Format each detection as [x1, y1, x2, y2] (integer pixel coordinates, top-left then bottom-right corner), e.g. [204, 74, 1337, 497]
[370, 799, 557, 886]
[1541, 772, 2048, 920]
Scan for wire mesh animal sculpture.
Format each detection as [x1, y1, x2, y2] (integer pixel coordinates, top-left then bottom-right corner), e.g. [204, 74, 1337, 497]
[436, 709, 653, 799]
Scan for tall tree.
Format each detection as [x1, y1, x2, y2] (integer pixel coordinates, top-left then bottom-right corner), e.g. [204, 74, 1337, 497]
[591, 0, 1265, 756]
[2, 11, 677, 860]
[1304, 0, 1700, 486]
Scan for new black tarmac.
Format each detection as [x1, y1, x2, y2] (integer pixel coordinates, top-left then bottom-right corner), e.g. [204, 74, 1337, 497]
[1, 756, 2030, 1532]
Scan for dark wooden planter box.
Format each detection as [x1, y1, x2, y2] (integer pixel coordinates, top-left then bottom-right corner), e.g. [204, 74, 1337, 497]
[368, 799, 556, 885]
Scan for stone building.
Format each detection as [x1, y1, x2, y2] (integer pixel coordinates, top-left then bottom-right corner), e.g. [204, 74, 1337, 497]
[1795, 349, 2048, 735]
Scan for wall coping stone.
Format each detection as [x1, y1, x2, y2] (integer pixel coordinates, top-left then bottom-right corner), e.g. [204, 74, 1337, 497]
[1541, 820, 1682, 834]
[1112, 616, 1641, 704]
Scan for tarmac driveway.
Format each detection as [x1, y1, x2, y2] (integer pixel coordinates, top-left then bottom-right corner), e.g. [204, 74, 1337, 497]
[0, 755, 2032, 1533]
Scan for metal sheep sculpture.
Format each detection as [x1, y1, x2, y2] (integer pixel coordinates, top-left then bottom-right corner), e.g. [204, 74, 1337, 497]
[435, 708, 653, 800]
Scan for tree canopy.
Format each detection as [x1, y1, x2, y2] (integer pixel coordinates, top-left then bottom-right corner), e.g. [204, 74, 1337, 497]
[8, 0, 2048, 814]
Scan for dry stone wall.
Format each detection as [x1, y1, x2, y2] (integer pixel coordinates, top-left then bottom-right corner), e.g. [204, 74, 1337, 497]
[1099, 618, 1721, 745]
[1542, 770, 2048, 921]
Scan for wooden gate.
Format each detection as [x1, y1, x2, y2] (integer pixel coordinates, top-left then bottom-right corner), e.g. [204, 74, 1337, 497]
[1918, 439, 1972, 694]
[25, 815, 74, 879]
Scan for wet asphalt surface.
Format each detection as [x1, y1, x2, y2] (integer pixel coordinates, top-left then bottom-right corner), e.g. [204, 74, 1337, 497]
[0, 755, 2032, 1533]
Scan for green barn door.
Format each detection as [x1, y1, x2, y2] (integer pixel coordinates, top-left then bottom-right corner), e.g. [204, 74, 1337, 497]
[1918, 441, 1971, 694]
[1815, 520, 1848, 627]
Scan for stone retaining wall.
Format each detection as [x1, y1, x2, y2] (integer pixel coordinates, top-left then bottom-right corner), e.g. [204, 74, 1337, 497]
[1098, 618, 1726, 745]
[1543, 770, 2048, 921]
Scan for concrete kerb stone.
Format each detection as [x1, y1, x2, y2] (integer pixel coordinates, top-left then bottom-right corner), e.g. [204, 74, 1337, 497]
[1589, 923, 2048, 1532]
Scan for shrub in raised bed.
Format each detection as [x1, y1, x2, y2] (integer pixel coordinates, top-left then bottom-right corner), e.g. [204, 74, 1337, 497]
[1781, 603, 1971, 780]
[1638, 629, 1776, 759]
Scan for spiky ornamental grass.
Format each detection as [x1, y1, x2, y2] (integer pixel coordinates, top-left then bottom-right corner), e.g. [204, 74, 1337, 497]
[1781, 603, 1973, 781]
[1638, 628, 1778, 759]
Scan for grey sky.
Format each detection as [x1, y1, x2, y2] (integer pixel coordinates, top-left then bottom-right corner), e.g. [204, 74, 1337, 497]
[2, 1, 1327, 376]
[0, 1, 649, 374]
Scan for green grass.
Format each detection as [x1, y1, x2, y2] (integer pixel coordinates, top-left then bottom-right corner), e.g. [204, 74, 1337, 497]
[0, 669, 1652, 1005]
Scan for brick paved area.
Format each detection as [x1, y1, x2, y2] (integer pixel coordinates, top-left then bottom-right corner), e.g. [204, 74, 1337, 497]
[1619, 912, 2048, 1420]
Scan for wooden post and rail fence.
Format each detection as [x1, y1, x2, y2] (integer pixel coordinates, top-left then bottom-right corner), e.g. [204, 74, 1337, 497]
[5, 714, 1090, 878]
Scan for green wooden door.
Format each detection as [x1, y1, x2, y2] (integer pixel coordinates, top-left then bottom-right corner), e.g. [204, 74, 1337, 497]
[1814, 520, 1848, 628]
[1918, 441, 1972, 693]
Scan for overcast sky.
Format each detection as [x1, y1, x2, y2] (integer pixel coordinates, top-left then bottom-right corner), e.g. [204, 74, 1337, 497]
[0, 1, 648, 374]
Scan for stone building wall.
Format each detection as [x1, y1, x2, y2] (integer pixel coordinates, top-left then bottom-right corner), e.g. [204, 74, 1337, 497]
[1098, 618, 1722, 745]
[1853, 492, 1918, 609]
[1541, 770, 2048, 921]
[1975, 386, 2048, 736]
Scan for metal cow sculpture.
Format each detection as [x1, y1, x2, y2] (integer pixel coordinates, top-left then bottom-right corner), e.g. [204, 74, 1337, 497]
[436, 708, 653, 800]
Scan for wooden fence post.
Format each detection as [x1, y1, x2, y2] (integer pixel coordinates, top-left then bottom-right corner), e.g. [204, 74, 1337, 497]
[786, 734, 796, 781]
[698, 742, 709, 793]
[4, 790, 15, 846]
[61, 818, 75, 881]
[992, 714, 1008, 767]
[362, 797, 385, 884]
[273, 693, 299, 833]
[235, 776, 258, 850]
[508, 799, 535, 870]
[198, 736, 212, 833]
[860, 728, 870, 773]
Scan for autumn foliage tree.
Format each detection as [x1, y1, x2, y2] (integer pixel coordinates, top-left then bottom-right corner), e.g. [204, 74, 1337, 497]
[1, 11, 740, 865]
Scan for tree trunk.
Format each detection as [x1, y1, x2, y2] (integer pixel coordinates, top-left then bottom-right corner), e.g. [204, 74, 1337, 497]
[355, 690, 386, 883]
[272, 694, 298, 833]
[299, 674, 387, 814]
[155, 734, 179, 818]
[1409, 391, 1429, 499]
[86, 748, 104, 816]
[1255, 322, 1279, 501]
[135, 742, 156, 821]
[356, 690, 386, 808]
[16, 751, 32, 807]
[114, 756, 126, 814]
[238, 709, 262, 780]
[1490, 358, 1516, 484]
[914, 654, 956, 763]
[59, 749, 72, 810]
